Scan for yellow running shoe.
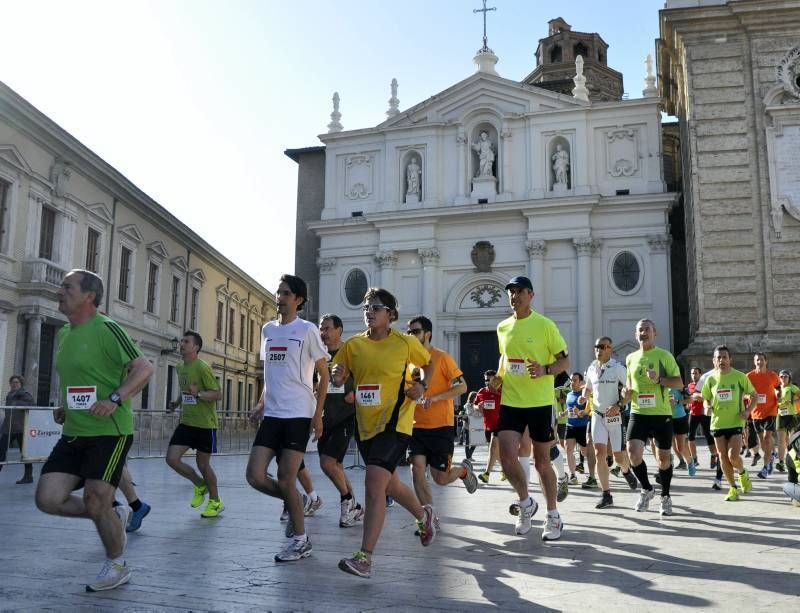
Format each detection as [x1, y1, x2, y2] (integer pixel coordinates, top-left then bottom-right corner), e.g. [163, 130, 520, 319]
[725, 486, 739, 501]
[739, 471, 752, 494]
[500, 472, 507, 482]
[191, 483, 208, 508]
[201, 498, 224, 518]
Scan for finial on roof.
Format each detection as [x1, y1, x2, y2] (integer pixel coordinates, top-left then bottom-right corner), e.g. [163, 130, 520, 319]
[386, 79, 400, 118]
[327, 92, 343, 133]
[643, 54, 658, 98]
[572, 55, 589, 102]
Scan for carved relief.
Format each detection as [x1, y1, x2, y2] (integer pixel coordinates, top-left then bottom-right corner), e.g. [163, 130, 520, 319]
[50, 159, 71, 197]
[646, 235, 671, 253]
[468, 284, 503, 308]
[317, 258, 336, 272]
[375, 251, 398, 269]
[470, 241, 495, 272]
[606, 129, 639, 177]
[418, 247, 440, 265]
[344, 155, 373, 200]
[573, 237, 601, 256]
[777, 45, 800, 100]
[527, 239, 547, 258]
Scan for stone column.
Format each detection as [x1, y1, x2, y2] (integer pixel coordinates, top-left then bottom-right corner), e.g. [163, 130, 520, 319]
[444, 330, 459, 360]
[418, 247, 440, 340]
[316, 258, 337, 319]
[647, 234, 673, 349]
[375, 251, 398, 292]
[23, 314, 44, 404]
[573, 238, 601, 369]
[499, 123, 513, 201]
[455, 128, 469, 205]
[526, 240, 547, 312]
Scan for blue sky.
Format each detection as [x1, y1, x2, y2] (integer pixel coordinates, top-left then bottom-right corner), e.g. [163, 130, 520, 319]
[0, 0, 666, 290]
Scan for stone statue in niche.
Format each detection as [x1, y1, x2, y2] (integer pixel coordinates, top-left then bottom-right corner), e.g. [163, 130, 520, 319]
[552, 144, 570, 187]
[472, 131, 495, 177]
[406, 157, 421, 196]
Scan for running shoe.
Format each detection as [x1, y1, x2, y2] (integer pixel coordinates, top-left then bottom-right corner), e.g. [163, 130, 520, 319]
[191, 483, 208, 508]
[514, 497, 538, 535]
[750, 452, 761, 467]
[338, 551, 371, 578]
[606, 456, 614, 467]
[557, 476, 569, 502]
[500, 472, 508, 482]
[595, 492, 613, 509]
[775, 461, 786, 473]
[386, 496, 395, 507]
[461, 459, 479, 494]
[783, 482, 800, 503]
[711, 479, 722, 490]
[509, 501, 520, 516]
[659, 495, 673, 516]
[710, 455, 718, 469]
[739, 471, 753, 494]
[541, 513, 563, 541]
[693, 457, 699, 467]
[280, 503, 290, 522]
[744, 449, 750, 457]
[274, 537, 312, 562]
[126, 502, 151, 533]
[623, 470, 639, 490]
[575, 463, 585, 474]
[568, 474, 578, 485]
[339, 498, 364, 528]
[416, 504, 436, 546]
[201, 498, 224, 518]
[688, 461, 697, 477]
[85, 560, 131, 592]
[581, 476, 598, 490]
[676, 459, 687, 470]
[767, 458, 775, 475]
[757, 466, 769, 480]
[304, 495, 323, 516]
[478, 472, 490, 484]
[113, 505, 131, 554]
[634, 488, 655, 512]
[609, 465, 621, 478]
[725, 486, 739, 501]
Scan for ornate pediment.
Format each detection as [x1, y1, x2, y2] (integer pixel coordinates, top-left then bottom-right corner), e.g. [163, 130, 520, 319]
[191, 268, 207, 286]
[170, 256, 188, 272]
[118, 224, 144, 245]
[87, 203, 113, 224]
[0, 145, 32, 174]
[146, 240, 169, 261]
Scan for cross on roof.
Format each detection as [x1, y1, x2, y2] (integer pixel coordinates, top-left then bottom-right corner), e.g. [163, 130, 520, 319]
[473, 0, 497, 52]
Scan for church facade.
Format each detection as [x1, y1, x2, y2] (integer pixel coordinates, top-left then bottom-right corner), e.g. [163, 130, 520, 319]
[290, 22, 677, 387]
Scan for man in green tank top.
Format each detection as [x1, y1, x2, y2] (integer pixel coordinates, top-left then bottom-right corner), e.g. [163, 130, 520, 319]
[36, 269, 153, 593]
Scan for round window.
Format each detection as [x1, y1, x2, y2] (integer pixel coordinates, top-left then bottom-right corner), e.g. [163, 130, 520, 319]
[344, 268, 368, 306]
[612, 251, 640, 292]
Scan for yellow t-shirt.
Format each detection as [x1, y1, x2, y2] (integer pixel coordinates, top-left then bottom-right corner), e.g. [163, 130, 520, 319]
[412, 347, 462, 430]
[333, 328, 430, 440]
[496, 311, 568, 408]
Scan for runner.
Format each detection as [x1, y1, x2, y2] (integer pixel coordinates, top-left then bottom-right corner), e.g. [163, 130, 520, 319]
[476, 370, 502, 483]
[118, 467, 151, 532]
[565, 373, 594, 487]
[35, 269, 154, 592]
[582, 337, 638, 509]
[621, 319, 683, 516]
[165, 331, 224, 518]
[245, 274, 330, 563]
[700, 345, 755, 501]
[776, 370, 800, 472]
[686, 366, 717, 469]
[783, 428, 800, 505]
[407, 316, 476, 529]
[332, 288, 436, 578]
[491, 275, 569, 540]
[746, 353, 781, 479]
[669, 387, 694, 475]
[317, 313, 363, 528]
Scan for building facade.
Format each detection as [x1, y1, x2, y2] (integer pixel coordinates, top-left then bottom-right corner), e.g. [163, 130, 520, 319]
[0, 81, 276, 414]
[658, 0, 800, 371]
[290, 32, 677, 390]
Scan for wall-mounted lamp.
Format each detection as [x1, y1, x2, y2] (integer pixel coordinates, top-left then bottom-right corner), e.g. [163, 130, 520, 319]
[160, 337, 180, 355]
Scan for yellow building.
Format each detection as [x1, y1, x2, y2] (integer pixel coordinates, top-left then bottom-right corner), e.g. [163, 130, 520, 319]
[0, 81, 275, 414]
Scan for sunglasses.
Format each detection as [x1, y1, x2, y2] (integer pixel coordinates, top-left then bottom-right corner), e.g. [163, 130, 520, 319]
[406, 328, 424, 335]
[594, 344, 610, 350]
[362, 304, 391, 313]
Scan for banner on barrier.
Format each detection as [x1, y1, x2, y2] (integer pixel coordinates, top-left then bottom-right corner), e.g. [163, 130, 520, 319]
[22, 410, 62, 461]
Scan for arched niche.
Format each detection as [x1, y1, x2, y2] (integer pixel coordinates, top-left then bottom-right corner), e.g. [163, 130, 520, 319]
[548, 135, 572, 193]
[400, 149, 423, 205]
[445, 272, 509, 313]
[470, 122, 499, 195]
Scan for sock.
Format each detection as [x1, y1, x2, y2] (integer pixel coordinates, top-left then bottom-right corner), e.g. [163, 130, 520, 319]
[551, 446, 566, 480]
[519, 496, 533, 507]
[547, 508, 559, 518]
[659, 465, 673, 497]
[293, 533, 307, 542]
[519, 457, 531, 483]
[603, 489, 610, 495]
[341, 492, 353, 501]
[632, 461, 652, 490]
[129, 499, 142, 512]
[209, 497, 220, 502]
[715, 465, 723, 481]
[109, 557, 124, 565]
[308, 490, 318, 502]
[112, 500, 121, 508]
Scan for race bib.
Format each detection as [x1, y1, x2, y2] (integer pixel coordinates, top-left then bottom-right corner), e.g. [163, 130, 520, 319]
[483, 400, 496, 410]
[67, 386, 97, 410]
[716, 389, 732, 402]
[327, 381, 345, 394]
[182, 392, 197, 405]
[638, 394, 656, 408]
[605, 414, 622, 426]
[267, 346, 288, 365]
[507, 358, 526, 376]
[356, 384, 381, 406]
[779, 407, 790, 417]
[757, 393, 767, 404]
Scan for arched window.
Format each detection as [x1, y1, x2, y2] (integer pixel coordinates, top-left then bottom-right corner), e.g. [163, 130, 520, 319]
[550, 45, 562, 64]
[574, 42, 589, 60]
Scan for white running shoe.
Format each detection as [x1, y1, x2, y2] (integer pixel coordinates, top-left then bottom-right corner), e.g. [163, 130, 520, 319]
[634, 488, 655, 512]
[85, 560, 131, 592]
[514, 497, 539, 535]
[274, 537, 313, 562]
[541, 514, 564, 541]
[339, 498, 364, 528]
[304, 495, 323, 516]
[660, 495, 673, 516]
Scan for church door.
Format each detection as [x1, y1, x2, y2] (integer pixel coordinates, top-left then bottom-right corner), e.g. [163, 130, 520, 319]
[459, 331, 500, 396]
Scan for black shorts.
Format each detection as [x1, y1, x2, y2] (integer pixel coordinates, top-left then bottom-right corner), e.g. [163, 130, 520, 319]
[673, 415, 689, 436]
[357, 429, 410, 473]
[778, 414, 800, 433]
[752, 416, 776, 433]
[410, 426, 455, 472]
[565, 424, 588, 448]
[253, 416, 310, 454]
[317, 418, 355, 463]
[556, 423, 567, 441]
[41, 435, 132, 488]
[484, 429, 498, 443]
[628, 413, 674, 449]
[169, 423, 217, 454]
[712, 427, 743, 440]
[499, 405, 555, 443]
[688, 414, 715, 445]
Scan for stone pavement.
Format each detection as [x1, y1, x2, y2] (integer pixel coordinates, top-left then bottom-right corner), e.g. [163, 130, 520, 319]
[1, 444, 799, 612]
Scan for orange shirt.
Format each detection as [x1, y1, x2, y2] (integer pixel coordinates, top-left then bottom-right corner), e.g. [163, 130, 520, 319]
[413, 347, 463, 429]
[746, 369, 781, 419]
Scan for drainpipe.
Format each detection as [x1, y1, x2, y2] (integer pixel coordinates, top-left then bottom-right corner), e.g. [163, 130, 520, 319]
[104, 198, 118, 313]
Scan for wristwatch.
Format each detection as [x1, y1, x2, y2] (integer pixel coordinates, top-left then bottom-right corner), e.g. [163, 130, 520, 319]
[109, 392, 123, 406]
[545, 364, 551, 375]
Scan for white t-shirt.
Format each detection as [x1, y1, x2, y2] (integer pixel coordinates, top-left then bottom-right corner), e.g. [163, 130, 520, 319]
[584, 358, 627, 415]
[261, 317, 329, 419]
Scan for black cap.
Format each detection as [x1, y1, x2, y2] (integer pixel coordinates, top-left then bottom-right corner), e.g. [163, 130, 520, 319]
[505, 276, 533, 291]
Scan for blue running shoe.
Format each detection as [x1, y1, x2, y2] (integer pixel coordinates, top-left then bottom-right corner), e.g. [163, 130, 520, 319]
[385, 496, 395, 508]
[126, 502, 151, 532]
[687, 461, 696, 477]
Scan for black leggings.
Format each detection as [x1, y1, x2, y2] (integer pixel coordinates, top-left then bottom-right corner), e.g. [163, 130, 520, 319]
[687, 414, 715, 450]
